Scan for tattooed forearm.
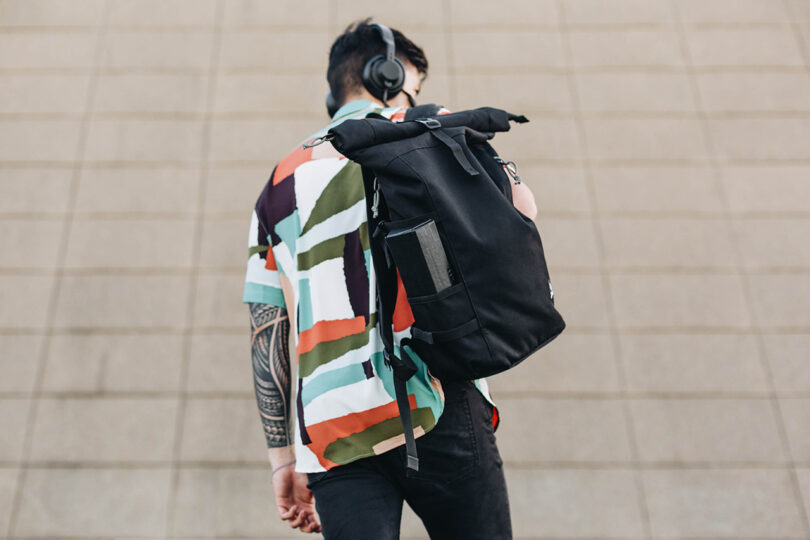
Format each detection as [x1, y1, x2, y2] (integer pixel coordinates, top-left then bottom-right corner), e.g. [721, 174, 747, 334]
[249, 302, 292, 448]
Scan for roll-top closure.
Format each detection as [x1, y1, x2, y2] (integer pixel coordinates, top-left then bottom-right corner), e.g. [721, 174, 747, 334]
[327, 106, 529, 156]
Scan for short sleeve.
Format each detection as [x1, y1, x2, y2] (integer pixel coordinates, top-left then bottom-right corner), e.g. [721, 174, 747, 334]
[242, 207, 287, 309]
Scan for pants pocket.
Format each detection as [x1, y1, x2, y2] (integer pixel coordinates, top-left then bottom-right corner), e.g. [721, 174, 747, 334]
[471, 390, 503, 469]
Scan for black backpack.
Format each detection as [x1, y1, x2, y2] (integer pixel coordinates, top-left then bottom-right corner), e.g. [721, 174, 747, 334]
[308, 104, 565, 473]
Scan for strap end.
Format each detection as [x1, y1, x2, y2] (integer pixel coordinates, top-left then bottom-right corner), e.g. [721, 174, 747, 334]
[507, 113, 530, 123]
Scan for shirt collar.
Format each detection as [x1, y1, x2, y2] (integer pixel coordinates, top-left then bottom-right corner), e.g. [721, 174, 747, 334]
[330, 98, 384, 121]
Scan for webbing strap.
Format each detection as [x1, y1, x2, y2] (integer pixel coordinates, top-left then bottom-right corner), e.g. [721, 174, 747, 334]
[429, 130, 479, 176]
[412, 118, 479, 177]
[393, 367, 419, 472]
[364, 165, 420, 475]
[410, 317, 480, 344]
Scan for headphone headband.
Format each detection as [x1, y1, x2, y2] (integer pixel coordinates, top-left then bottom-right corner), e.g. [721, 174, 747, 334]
[374, 23, 396, 65]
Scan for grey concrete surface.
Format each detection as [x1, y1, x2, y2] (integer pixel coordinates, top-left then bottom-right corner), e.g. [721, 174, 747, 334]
[1, 0, 809, 538]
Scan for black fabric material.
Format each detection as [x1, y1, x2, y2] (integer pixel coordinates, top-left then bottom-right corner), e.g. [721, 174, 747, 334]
[306, 380, 512, 540]
[334, 104, 566, 383]
[329, 107, 519, 156]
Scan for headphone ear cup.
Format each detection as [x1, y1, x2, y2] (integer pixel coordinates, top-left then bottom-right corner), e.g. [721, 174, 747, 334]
[361, 54, 385, 98]
[362, 54, 405, 101]
[325, 92, 339, 118]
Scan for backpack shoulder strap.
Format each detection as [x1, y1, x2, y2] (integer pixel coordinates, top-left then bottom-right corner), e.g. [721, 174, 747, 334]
[359, 165, 421, 474]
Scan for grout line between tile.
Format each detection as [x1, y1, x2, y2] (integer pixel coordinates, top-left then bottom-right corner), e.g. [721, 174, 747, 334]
[6, 209, 810, 222]
[671, 1, 810, 536]
[1, 389, 810, 400]
[782, 0, 810, 520]
[784, 0, 810, 78]
[556, 2, 653, 538]
[3, 1, 111, 537]
[163, 0, 224, 535]
[8, 109, 810, 122]
[441, 0, 458, 109]
[3, 64, 810, 76]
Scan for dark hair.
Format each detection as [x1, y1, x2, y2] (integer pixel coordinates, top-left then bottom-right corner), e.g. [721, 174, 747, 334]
[327, 18, 429, 106]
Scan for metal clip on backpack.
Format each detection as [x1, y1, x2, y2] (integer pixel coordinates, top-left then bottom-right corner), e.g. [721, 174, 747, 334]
[312, 104, 566, 474]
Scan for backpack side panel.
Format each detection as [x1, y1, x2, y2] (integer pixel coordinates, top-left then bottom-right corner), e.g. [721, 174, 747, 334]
[378, 128, 564, 380]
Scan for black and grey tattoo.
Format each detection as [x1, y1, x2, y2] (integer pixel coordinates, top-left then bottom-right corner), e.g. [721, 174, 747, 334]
[249, 302, 292, 448]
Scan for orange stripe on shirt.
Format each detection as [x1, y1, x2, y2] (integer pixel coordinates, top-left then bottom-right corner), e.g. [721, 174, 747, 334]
[264, 246, 278, 270]
[304, 395, 417, 468]
[298, 315, 367, 355]
[273, 145, 313, 184]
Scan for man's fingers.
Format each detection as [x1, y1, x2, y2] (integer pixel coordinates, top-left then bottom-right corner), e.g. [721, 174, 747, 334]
[301, 519, 322, 534]
[289, 510, 307, 528]
[309, 517, 321, 532]
[280, 502, 319, 531]
[278, 504, 297, 520]
[300, 517, 316, 533]
[299, 511, 321, 533]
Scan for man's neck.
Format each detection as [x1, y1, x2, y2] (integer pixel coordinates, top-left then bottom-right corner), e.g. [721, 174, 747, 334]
[342, 95, 384, 108]
[342, 90, 414, 111]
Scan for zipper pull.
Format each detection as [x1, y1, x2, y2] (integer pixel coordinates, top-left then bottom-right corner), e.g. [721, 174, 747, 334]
[371, 176, 380, 218]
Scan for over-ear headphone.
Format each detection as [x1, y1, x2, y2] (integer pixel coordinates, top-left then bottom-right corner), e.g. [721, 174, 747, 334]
[326, 23, 406, 118]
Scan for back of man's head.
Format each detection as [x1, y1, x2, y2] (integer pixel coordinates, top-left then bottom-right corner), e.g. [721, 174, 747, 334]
[327, 18, 429, 107]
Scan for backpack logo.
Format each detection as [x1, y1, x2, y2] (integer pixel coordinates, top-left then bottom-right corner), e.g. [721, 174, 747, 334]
[548, 279, 554, 300]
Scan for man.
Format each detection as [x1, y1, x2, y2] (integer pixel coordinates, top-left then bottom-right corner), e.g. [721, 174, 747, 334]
[243, 18, 537, 539]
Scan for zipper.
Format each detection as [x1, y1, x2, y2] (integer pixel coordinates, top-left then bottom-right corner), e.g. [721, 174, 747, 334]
[371, 176, 381, 219]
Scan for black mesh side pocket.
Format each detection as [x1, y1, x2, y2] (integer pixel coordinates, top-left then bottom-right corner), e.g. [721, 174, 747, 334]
[384, 217, 456, 298]
[381, 214, 495, 381]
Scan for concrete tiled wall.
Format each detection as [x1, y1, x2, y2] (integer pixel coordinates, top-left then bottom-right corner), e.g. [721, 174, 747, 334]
[1, 0, 809, 538]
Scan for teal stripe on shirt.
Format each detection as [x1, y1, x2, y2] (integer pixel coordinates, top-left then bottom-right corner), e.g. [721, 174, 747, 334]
[242, 282, 286, 307]
[301, 363, 370, 408]
[297, 277, 314, 332]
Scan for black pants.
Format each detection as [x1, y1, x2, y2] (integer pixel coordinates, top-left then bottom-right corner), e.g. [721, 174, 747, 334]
[305, 379, 512, 540]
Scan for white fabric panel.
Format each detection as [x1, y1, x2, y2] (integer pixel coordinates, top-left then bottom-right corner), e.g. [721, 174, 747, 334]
[301, 257, 355, 322]
[303, 378, 394, 425]
[245, 253, 282, 287]
[294, 158, 348, 227]
[293, 424, 322, 472]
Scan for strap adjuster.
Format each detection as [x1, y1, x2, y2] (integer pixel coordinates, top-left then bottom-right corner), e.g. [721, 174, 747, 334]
[414, 118, 441, 130]
[383, 347, 417, 381]
[382, 348, 393, 370]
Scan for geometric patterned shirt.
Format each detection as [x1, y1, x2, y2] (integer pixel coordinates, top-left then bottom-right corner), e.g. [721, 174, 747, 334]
[243, 99, 497, 473]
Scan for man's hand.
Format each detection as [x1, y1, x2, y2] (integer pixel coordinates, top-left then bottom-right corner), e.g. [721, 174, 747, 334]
[273, 466, 321, 534]
[250, 303, 319, 533]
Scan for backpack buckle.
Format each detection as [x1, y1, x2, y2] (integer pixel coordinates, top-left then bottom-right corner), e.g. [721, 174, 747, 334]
[301, 132, 335, 149]
[383, 348, 393, 370]
[383, 347, 418, 381]
[414, 118, 441, 130]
